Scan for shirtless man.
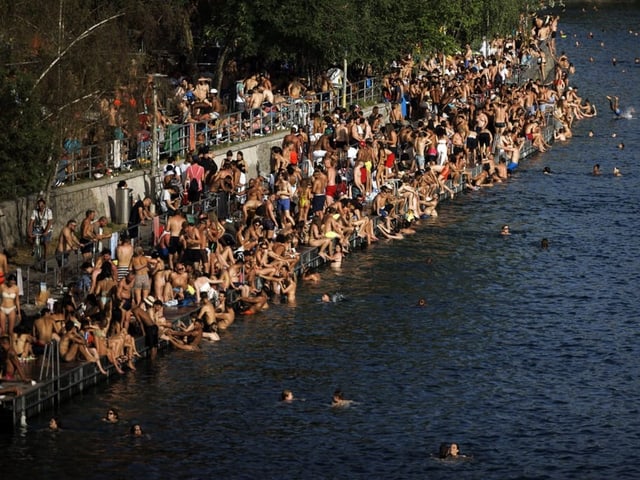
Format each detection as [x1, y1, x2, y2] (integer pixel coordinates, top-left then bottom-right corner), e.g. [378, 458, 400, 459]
[244, 73, 258, 93]
[196, 296, 219, 341]
[116, 271, 135, 310]
[79, 209, 98, 262]
[371, 186, 394, 232]
[166, 210, 186, 269]
[287, 77, 306, 99]
[242, 178, 267, 221]
[182, 220, 204, 269]
[214, 291, 235, 331]
[58, 321, 108, 374]
[248, 87, 265, 114]
[493, 100, 509, 135]
[56, 219, 81, 284]
[131, 303, 159, 360]
[168, 262, 190, 301]
[311, 168, 328, 214]
[324, 155, 338, 206]
[116, 234, 134, 280]
[313, 129, 336, 159]
[414, 130, 430, 171]
[166, 318, 204, 351]
[282, 127, 303, 156]
[237, 290, 270, 315]
[334, 120, 350, 161]
[32, 309, 62, 348]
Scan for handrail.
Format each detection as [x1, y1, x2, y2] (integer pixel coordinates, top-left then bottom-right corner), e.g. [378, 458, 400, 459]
[58, 77, 381, 185]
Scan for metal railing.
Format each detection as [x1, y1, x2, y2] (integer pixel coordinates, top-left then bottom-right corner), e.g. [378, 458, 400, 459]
[59, 77, 381, 184]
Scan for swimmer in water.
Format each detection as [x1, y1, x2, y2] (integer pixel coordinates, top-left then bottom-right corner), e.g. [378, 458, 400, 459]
[543, 166, 552, 175]
[48, 417, 62, 432]
[331, 389, 353, 408]
[321, 293, 345, 303]
[129, 424, 144, 437]
[438, 442, 469, 459]
[592, 164, 601, 176]
[541, 238, 549, 250]
[417, 298, 427, 307]
[613, 167, 622, 177]
[280, 390, 294, 403]
[501, 225, 511, 236]
[606, 95, 621, 116]
[103, 408, 120, 423]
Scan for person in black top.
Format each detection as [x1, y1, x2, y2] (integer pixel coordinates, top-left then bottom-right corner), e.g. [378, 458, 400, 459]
[127, 197, 153, 241]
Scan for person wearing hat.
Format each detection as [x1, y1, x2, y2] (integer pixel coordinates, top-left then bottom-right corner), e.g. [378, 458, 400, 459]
[208, 88, 223, 118]
[28, 197, 54, 260]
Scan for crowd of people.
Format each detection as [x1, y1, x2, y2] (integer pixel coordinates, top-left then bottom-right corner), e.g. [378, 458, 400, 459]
[1, 11, 598, 396]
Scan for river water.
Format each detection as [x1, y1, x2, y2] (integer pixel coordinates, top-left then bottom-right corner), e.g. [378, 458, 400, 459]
[3, 4, 640, 479]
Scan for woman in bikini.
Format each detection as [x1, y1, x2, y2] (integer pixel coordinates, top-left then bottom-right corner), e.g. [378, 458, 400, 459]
[0, 274, 21, 340]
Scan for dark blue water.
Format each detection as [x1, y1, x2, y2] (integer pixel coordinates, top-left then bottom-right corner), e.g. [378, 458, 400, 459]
[3, 5, 640, 479]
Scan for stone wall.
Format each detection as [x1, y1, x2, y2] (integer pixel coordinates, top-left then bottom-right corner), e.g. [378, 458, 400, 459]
[0, 134, 283, 249]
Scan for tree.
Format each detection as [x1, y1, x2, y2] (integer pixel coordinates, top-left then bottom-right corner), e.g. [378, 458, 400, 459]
[0, 60, 54, 200]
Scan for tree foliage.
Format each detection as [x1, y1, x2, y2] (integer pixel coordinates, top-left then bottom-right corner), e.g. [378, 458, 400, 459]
[0, 0, 529, 200]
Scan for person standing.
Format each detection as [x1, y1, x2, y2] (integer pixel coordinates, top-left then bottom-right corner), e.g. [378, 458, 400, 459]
[127, 197, 154, 242]
[56, 219, 81, 285]
[79, 209, 98, 262]
[115, 234, 134, 280]
[27, 198, 53, 260]
[0, 274, 21, 340]
[185, 157, 205, 203]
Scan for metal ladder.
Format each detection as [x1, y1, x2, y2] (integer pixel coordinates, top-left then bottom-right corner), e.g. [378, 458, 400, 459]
[39, 341, 60, 382]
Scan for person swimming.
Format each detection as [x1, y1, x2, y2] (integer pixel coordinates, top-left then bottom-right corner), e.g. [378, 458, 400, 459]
[438, 442, 470, 460]
[48, 417, 62, 432]
[613, 167, 622, 176]
[331, 389, 353, 408]
[592, 164, 601, 176]
[321, 293, 345, 303]
[607, 95, 621, 116]
[501, 225, 511, 236]
[280, 390, 294, 402]
[541, 238, 549, 250]
[543, 166, 552, 175]
[103, 408, 120, 423]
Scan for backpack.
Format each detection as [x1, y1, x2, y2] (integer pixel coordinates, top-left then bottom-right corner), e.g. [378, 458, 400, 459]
[188, 177, 200, 197]
[186, 164, 203, 201]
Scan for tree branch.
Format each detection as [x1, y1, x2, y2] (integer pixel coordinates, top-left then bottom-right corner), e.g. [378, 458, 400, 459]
[34, 12, 125, 89]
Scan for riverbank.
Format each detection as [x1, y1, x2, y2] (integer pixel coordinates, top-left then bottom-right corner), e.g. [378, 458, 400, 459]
[0, 114, 558, 429]
[1, 11, 574, 428]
